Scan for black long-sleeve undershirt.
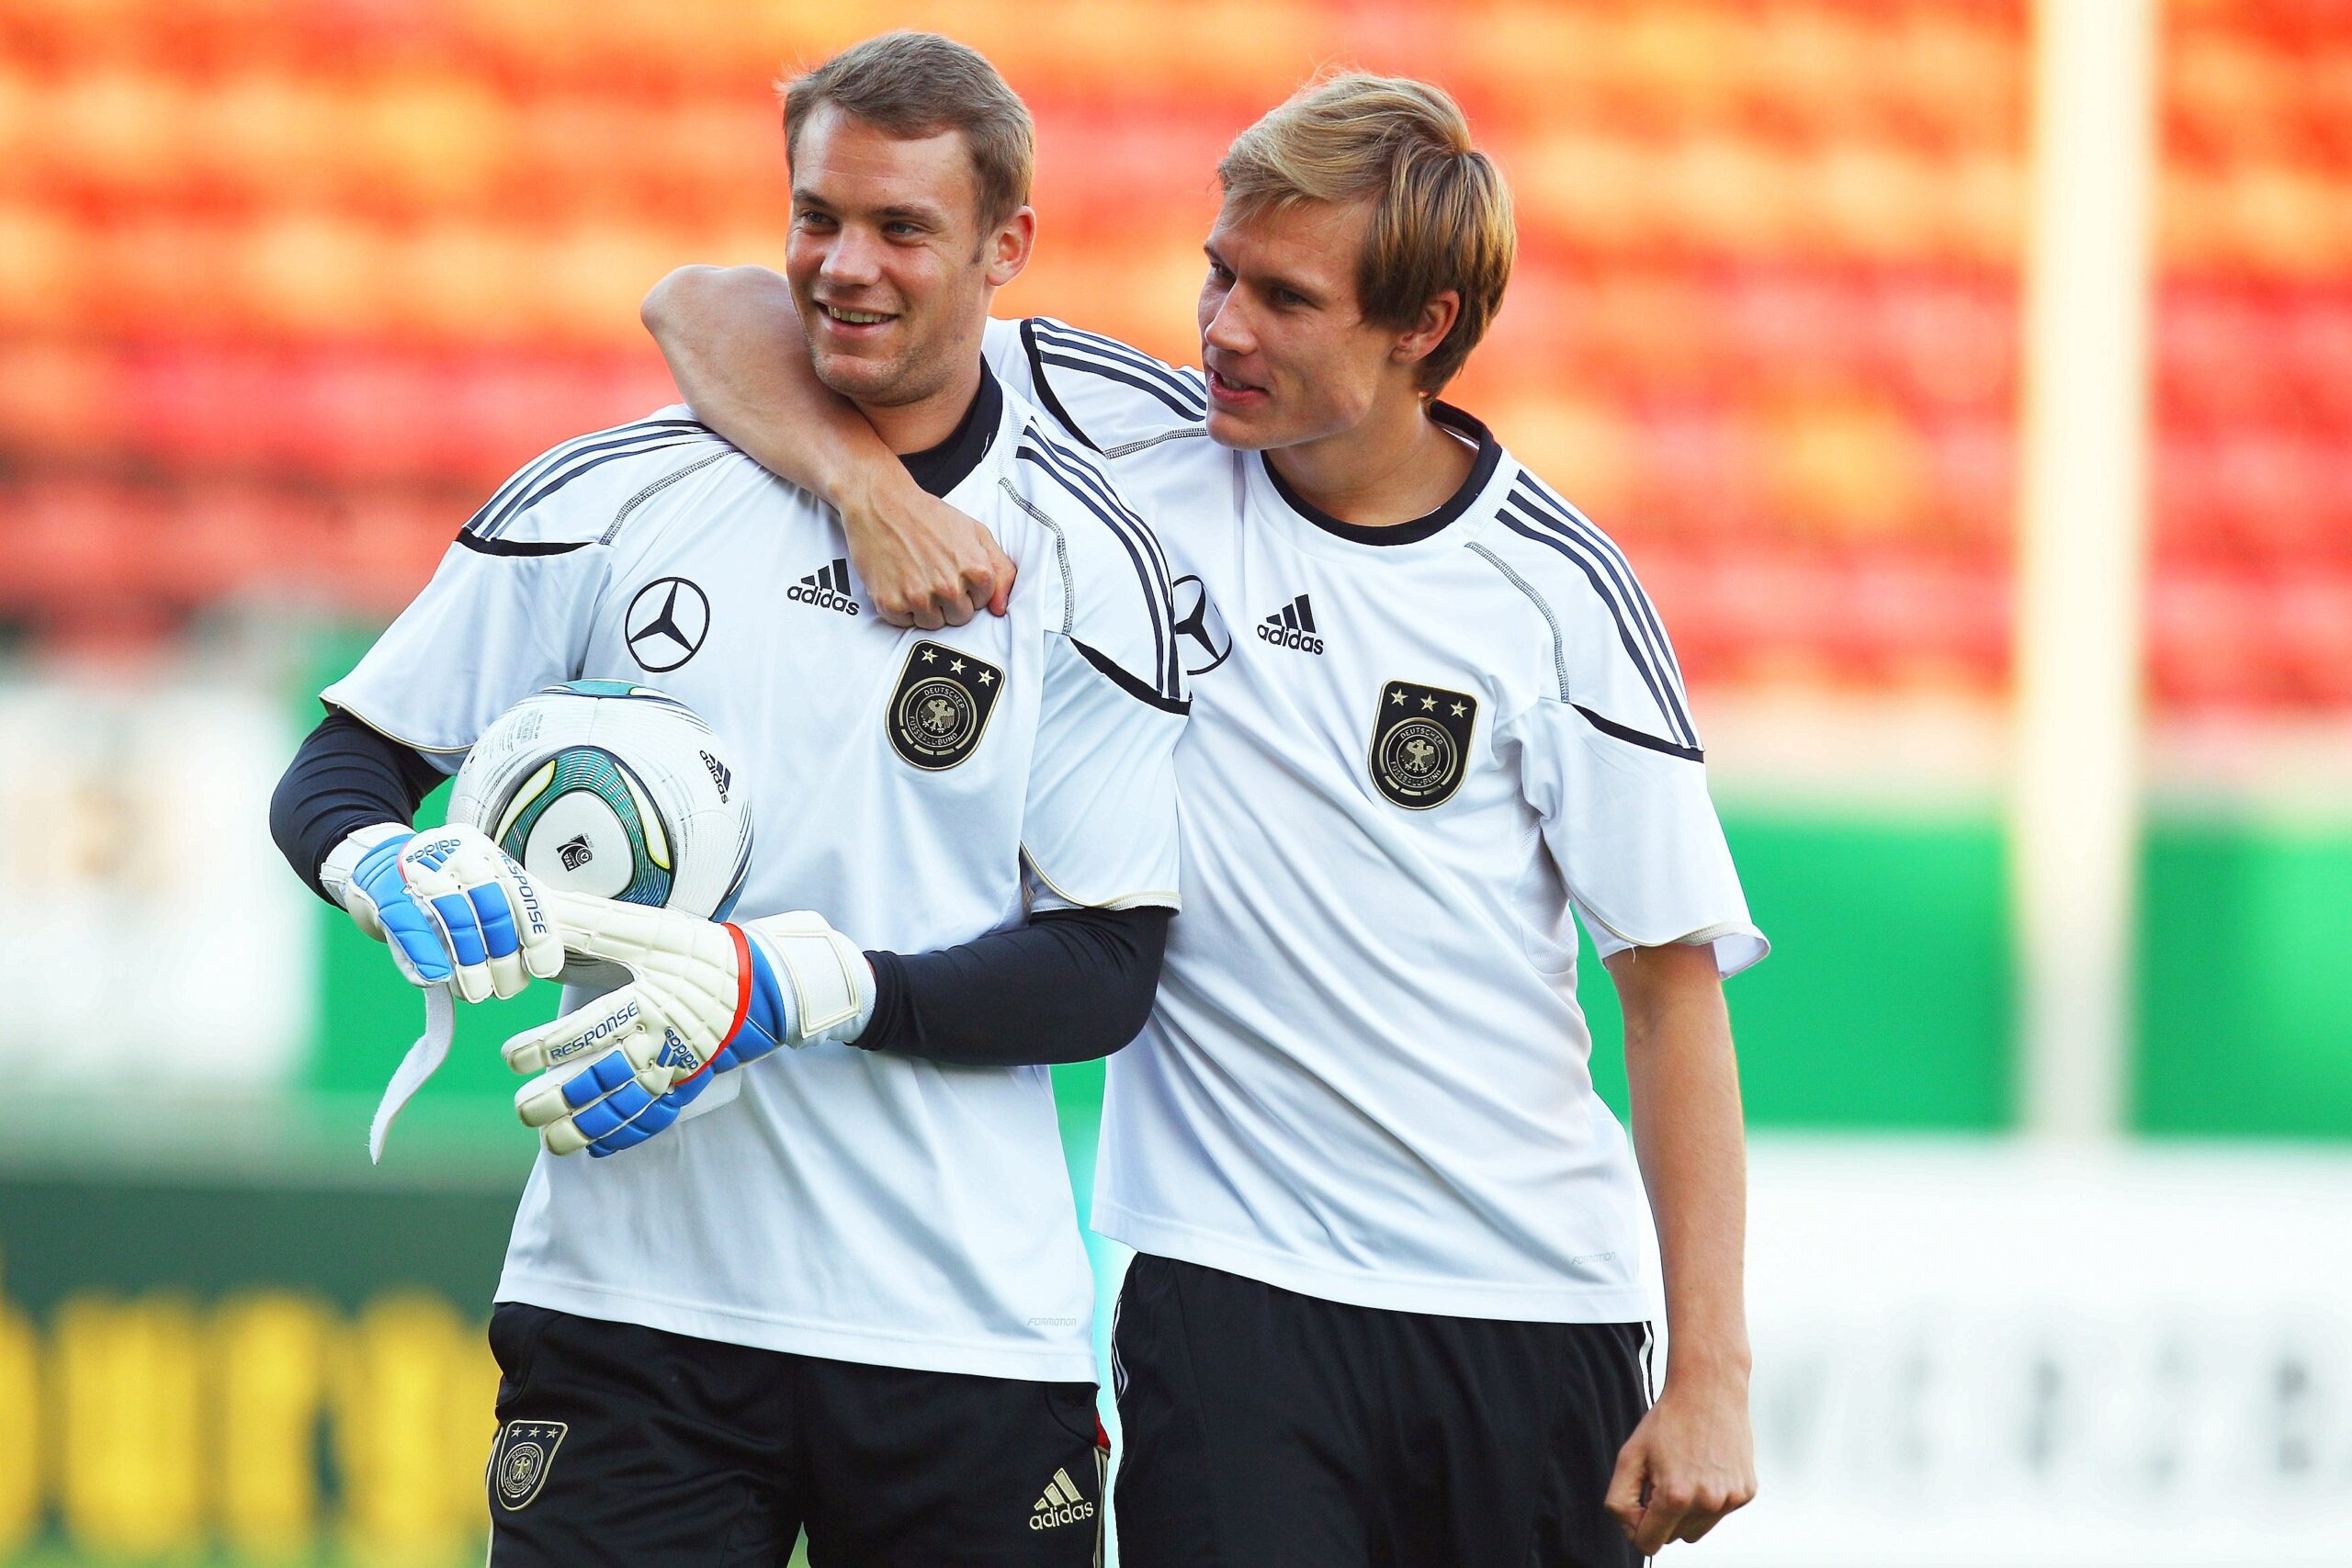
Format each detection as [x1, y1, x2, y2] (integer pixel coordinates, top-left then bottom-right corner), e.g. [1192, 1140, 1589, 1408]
[268, 709, 1165, 1066]
[859, 905, 1168, 1066]
[269, 709, 445, 901]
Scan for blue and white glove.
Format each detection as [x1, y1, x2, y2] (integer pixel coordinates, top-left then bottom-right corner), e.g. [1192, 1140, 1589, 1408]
[502, 888, 876, 1157]
[322, 822, 565, 1003]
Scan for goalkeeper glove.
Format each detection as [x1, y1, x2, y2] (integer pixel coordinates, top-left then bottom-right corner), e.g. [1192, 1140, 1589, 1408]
[502, 888, 876, 1157]
[321, 822, 565, 1003]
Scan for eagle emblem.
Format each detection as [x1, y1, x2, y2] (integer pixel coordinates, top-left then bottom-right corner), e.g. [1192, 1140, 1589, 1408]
[489, 1419, 568, 1511]
[1370, 679, 1477, 809]
[887, 639, 1004, 771]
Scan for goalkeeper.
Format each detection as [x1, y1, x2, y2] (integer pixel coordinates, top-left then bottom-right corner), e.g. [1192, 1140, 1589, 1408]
[267, 32, 1180, 1567]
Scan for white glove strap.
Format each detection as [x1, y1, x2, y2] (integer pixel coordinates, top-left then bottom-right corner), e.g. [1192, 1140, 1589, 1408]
[751, 913, 877, 1045]
[320, 821, 413, 936]
[369, 984, 455, 1164]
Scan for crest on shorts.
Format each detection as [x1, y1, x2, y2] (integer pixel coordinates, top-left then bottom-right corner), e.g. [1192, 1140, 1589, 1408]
[887, 640, 1004, 771]
[1369, 679, 1477, 809]
[490, 1419, 568, 1511]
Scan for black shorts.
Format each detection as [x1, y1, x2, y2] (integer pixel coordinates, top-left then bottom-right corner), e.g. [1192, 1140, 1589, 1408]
[485, 1303, 1107, 1567]
[1111, 1255, 1652, 1568]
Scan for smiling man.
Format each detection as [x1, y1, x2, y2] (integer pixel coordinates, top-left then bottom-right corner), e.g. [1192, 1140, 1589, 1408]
[648, 70, 1767, 1564]
[271, 32, 1187, 1566]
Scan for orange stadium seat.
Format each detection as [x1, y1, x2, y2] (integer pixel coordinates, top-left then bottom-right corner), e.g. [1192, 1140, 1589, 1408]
[345, 72, 512, 214]
[153, 481, 300, 604]
[2280, 290, 2352, 431]
[2147, 569, 2283, 710]
[1882, 6, 2024, 153]
[0, 339, 126, 463]
[1874, 276, 2017, 413]
[1916, 413, 2015, 555]
[183, 73, 351, 208]
[1760, 393, 1931, 545]
[1626, 402, 1770, 544]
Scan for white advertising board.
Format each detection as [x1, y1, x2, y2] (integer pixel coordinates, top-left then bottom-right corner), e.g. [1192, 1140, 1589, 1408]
[0, 675, 311, 1088]
[1711, 1142, 2352, 1567]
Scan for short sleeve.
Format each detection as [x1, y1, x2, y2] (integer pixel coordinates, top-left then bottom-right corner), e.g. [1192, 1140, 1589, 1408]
[322, 538, 608, 762]
[1013, 436, 1188, 911]
[319, 412, 718, 758]
[1019, 633, 1185, 911]
[1515, 697, 1767, 979]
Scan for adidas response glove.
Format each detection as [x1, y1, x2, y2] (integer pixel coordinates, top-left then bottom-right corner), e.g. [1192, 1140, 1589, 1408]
[502, 888, 876, 1158]
[322, 823, 564, 1003]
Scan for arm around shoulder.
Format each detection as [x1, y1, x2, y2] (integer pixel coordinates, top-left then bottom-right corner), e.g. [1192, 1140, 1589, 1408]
[639, 265, 1013, 628]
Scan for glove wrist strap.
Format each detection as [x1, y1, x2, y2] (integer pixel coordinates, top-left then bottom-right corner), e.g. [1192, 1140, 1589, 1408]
[322, 822, 413, 919]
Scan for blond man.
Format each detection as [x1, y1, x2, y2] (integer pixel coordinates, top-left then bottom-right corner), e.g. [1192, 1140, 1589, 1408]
[649, 69, 1764, 1565]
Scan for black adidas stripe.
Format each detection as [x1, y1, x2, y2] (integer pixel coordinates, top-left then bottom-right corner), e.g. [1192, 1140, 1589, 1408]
[1021, 430, 1175, 597]
[1510, 477, 1696, 742]
[1575, 703, 1703, 762]
[1029, 320, 1208, 414]
[464, 418, 711, 540]
[1016, 436, 1180, 702]
[1071, 637, 1189, 715]
[1034, 350, 1206, 424]
[1498, 505, 1697, 752]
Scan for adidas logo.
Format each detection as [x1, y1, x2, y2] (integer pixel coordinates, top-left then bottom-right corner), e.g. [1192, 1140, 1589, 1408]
[788, 558, 860, 616]
[699, 749, 731, 804]
[1256, 593, 1323, 655]
[1027, 1467, 1095, 1531]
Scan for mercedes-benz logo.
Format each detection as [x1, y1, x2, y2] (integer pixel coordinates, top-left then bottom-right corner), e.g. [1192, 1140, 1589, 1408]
[624, 577, 709, 672]
[1171, 574, 1231, 676]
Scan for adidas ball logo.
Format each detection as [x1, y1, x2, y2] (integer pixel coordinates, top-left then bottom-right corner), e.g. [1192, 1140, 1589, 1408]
[789, 558, 860, 616]
[1256, 593, 1323, 655]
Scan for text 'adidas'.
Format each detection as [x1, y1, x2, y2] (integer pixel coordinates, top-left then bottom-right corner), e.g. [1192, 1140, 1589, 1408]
[1256, 593, 1323, 655]
[789, 558, 861, 616]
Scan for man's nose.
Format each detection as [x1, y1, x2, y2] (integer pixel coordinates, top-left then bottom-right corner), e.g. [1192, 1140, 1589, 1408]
[821, 228, 883, 287]
[1203, 292, 1252, 355]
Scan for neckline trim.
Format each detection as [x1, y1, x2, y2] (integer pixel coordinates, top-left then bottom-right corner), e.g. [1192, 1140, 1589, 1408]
[898, 364, 1002, 498]
[1260, 402, 1501, 547]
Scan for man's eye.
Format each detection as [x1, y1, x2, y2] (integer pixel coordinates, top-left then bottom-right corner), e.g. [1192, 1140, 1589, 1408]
[796, 212, 836, 231]
[1272, 288, 1306, 307]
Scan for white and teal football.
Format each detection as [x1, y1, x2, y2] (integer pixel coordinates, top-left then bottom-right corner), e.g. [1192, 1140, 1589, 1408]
[448, 681, 752, 923]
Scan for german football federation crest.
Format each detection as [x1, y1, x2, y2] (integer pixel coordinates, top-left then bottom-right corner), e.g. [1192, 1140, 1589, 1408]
[489, 1419, 567, 1511]
[1369, 679, 1477, 809]
[887, 639, 1004, 771]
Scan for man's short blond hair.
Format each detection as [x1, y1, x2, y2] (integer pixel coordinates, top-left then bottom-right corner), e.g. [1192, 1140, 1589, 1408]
[781, 31, 1034, 230]
[1217, 73, 1514, 394]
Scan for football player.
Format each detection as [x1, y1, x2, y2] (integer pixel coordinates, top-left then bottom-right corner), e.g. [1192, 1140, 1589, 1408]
[644, 67, 1767, 1565]
[269, 32, 1183, 1565]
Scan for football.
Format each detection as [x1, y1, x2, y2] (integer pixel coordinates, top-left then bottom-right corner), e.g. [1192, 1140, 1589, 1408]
[447, 680, 753, 923]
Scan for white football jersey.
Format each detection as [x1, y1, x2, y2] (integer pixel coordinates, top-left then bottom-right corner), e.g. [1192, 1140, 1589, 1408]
[324, 368, 1185, 1381]
[988, 318, 1766, 1322]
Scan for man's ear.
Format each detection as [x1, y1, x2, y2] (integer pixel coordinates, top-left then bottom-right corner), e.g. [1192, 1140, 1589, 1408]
[986, 206, 1036, 289]
[1391, 288, 1461, 370]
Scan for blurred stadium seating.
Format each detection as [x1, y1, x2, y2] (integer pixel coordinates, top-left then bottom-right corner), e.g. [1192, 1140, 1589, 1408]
[0, 0, 2342, 710]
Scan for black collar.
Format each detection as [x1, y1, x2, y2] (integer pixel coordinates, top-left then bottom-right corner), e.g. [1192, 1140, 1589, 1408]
[1262, 402, 1501, 547]
[897, 364, 1002, 498]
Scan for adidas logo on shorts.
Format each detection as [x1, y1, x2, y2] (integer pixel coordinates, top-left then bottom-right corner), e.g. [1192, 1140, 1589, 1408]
[1256, 593, 1323, 654]
[789, 558, 860, 616]
[1028, 1467, 1094, 1530]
